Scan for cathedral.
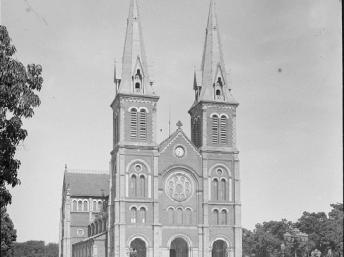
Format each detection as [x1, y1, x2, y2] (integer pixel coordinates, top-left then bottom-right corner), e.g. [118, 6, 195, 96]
[58, 0, 242, 257]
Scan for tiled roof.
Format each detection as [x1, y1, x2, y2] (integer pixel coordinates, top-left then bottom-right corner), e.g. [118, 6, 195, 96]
[64, 172, 109, 197]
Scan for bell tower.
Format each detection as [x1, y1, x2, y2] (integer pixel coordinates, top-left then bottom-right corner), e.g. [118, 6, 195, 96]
[111, 0, 159, 147]
[189, 0, 238, 151]
[108, 0, 159, 256]
[189, 0, 242, 256]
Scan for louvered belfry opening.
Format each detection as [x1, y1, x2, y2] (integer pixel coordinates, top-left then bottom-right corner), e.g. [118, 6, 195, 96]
[211, 114, 228, 145]
[129, 108, 148, 141]
[212, 114, 219, 144]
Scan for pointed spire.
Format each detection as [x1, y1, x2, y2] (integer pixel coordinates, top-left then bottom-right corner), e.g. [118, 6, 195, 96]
[197, 0, 235, 103]
[117, 0, 154, 95]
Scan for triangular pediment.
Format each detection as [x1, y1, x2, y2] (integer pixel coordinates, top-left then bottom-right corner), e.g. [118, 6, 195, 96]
[159, 129, 201, 158]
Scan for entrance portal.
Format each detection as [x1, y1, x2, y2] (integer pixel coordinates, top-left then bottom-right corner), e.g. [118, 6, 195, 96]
[130, 238, 146, 257]
[212, 240, 228, 257]
[170, 238, 189, 257]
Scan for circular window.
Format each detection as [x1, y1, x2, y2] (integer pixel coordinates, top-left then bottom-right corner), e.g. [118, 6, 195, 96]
[174, 146, 185, 158]
[216, 169, 223, 176]
[165, 171, 194, 202]
[77, 229, 84, 236]
[134, 164, 142, 172]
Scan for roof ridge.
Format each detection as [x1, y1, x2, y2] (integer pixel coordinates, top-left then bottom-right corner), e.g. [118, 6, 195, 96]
[66, 169, 109, 174]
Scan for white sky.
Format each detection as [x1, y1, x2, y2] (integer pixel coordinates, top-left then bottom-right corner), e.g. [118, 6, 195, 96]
[2, 0, 342, 243]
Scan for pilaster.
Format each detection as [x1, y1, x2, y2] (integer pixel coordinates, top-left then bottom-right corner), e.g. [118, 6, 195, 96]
[63, 190, 71, 257]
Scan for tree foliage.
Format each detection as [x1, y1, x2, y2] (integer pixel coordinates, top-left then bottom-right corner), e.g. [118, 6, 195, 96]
[0, 25, 43, 208]
[243, 203, 343, 257]
[1, 207, 17, 257]
[14, 241, 58, 257]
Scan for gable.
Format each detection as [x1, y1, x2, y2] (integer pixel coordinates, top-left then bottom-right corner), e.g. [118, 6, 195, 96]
[158, 130, 202, 177]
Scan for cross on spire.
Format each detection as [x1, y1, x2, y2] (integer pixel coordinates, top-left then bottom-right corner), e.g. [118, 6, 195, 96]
[176, 121, 183, 129]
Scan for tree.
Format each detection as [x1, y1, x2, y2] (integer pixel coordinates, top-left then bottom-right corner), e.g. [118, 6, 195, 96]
[295, 205, 343, 256]
[13, 241, 58, 257]
[242, 228, 256, 257]
[296, 211, 328, 251]
[0, 25, 43, 208]
[242, 220, 293, 257]
[323, 203, 343, 256]
[45, 243, 59, 257]
[1, 207, 17, 257]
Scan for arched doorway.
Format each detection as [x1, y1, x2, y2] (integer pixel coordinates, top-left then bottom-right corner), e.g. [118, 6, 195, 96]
[130, 238, 146, 257]
[212, 240, 228, 257]
[170, 237, 189, 257]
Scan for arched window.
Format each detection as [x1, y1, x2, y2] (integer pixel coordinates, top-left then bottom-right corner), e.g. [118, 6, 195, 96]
[168, 208, 174, 224]
[220, 210, 227, 225]
[192, 118, 197, 145]
[229, 178, 233, 201]
[88, 226, 91, 237]
[212, 114, 219, 144]
[135, 82, 141, 90]
[78, 200, 82, 211]
[197, 118, 202, 146]
[83, 200, 88, 212]
[114, 114, 119, 143]
[140, 207, 146, 223]
[216, 89, 221, 97]
[212, 178, 219, 200]
[130, 174, 137, 197]
[138, 109, 147, 140]
[98, 201, 103, 212]
[139, 175, 146, 197]
[130, 207, 137, 223]
[130, 108, 138, 139]
[72, 200, 77, 212]
[176, 208, 183, 225]
[136, 69, 142, 79]
[95, 221, 98, 234]
[217, 77, 223, 87]
[214, 209, 219, 225]
[220, 179, 227, 201]
[220, 115, 227, 144]
[185, 208, 192, 225]
[93, 200, 97, 212]
[98, 220, 102, 233]
[103, 219, 107, 231]
[133, 69, 143, 94]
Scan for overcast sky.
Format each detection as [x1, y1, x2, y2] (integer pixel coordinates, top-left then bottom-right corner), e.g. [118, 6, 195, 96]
[2, 0, 342, 243]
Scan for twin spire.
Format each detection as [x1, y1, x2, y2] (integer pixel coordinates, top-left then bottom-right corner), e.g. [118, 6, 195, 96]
[115, 0, 154, 95]
[115, 0, 236, 103]
[195, 0, 237, 104]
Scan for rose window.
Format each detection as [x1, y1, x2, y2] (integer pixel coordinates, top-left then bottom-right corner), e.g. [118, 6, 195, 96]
[165, 172, 193, 202]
